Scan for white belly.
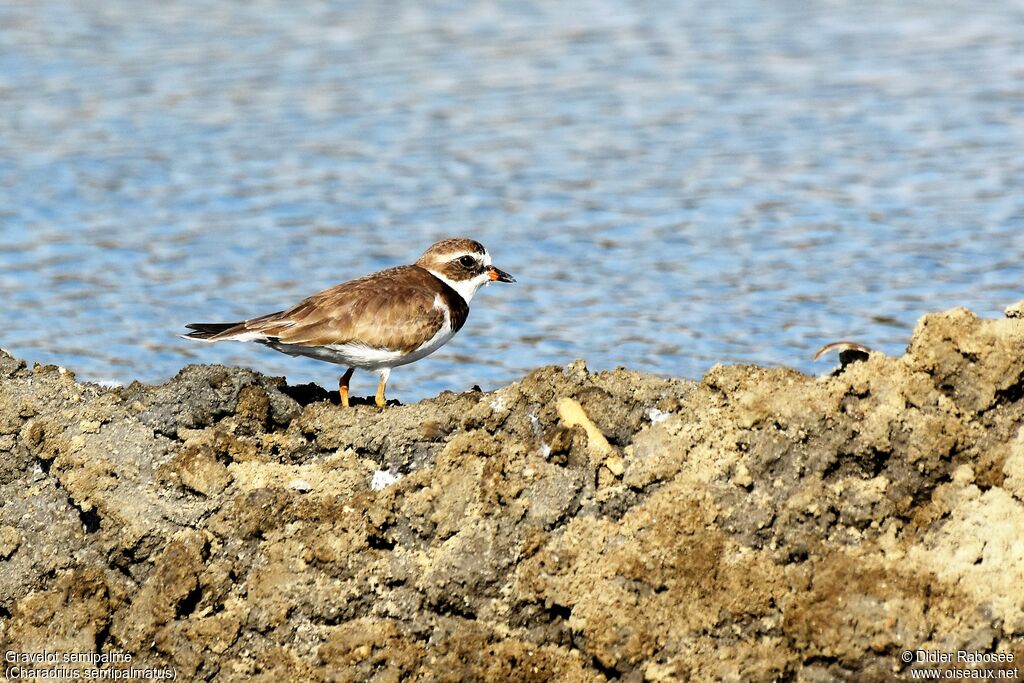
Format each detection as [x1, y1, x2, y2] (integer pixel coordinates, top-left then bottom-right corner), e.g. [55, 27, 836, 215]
[264, 321, 456, 371]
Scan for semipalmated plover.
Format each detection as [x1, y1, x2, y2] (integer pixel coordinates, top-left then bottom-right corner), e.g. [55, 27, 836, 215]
[182, 238, 514, 407]
[812, 340, 872, 363]
[813, 340, 872, 371]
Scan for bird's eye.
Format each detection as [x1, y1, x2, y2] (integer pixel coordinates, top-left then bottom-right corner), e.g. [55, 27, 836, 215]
[457, 255, 476, 268]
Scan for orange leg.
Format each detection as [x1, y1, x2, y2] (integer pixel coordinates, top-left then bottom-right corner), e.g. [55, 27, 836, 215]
[375, 368, 391, 409]
[339, 368, 354, 408]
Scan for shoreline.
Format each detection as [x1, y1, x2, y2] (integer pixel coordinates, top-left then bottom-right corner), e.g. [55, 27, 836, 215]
[2, 305, 1023, 680]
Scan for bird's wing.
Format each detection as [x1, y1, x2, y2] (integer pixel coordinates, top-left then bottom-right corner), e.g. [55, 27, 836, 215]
[243, 265, 465, 352]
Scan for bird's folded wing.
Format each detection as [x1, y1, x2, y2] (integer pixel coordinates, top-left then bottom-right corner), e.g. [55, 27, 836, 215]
[245, 266, 450, 353]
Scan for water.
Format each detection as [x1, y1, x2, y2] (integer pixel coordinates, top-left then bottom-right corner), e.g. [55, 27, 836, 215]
[1, 1, 1022, 401]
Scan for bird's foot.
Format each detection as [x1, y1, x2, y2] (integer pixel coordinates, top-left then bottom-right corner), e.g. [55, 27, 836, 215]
[375, 375, 388, 409]
[339, 368, 354, 408]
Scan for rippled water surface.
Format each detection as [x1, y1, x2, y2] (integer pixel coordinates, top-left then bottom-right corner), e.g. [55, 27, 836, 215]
[2, 1, 1022, 400]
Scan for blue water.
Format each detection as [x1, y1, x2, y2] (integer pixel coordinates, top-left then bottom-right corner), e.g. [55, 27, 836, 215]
[1, 1, 1022, 401]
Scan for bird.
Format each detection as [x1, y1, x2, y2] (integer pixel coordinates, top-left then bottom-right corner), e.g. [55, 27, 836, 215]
[182, 238, 515, 408]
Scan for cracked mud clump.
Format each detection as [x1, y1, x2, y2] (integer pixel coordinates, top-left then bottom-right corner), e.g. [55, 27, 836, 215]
[2, 305, 1024, 681]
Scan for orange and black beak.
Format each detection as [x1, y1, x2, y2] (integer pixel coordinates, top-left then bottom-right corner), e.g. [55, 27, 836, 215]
[487, 266, 516, 283]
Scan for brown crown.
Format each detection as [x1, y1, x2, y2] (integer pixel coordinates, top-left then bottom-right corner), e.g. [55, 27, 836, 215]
[415, 238, 489, 282]
[416, 238, 487, 263]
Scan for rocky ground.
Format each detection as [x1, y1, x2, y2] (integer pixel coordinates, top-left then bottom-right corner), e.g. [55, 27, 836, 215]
[2, 306, 1024, 682]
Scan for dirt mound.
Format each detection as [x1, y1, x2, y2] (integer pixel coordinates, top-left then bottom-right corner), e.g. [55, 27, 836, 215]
[2, 306, 1023, 681]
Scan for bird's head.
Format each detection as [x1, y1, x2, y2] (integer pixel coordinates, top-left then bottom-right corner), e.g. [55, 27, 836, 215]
[417, 238, 515, 303]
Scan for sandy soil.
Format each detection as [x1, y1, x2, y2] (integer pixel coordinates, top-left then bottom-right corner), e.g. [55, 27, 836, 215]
[2, 305, 1023, 681]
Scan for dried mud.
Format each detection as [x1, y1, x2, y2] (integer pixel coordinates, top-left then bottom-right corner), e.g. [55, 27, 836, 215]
[2, 306, 1024, 681]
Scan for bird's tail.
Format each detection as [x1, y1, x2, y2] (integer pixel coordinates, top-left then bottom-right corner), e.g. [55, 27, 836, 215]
[181, 322, 242, 341]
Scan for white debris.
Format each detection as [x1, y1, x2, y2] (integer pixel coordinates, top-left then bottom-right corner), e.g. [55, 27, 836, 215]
[490, 396, 506, 412]
[371, 470, 402, 491]
[529, 412, 551, 458]
[529, 412, 542, 435]
[289, 479, 313, 493]
[647, 408, 670, 424]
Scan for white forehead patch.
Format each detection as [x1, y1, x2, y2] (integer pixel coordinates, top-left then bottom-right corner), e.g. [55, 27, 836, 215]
[443, 250, 490, 265]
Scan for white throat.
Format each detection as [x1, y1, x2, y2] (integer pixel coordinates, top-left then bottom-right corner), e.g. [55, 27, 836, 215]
[429, 270, 490, 304]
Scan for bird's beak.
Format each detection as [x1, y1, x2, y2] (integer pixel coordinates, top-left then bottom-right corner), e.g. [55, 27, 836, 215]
[487, 266, 516, 283]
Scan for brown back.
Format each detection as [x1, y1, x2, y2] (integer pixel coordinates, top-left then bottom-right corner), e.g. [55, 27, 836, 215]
[227, 265, 470, 353]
